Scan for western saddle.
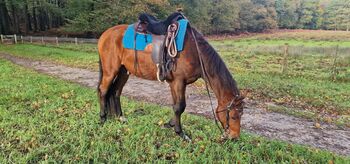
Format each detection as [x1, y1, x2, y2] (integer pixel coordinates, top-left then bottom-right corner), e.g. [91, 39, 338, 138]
[135, 12, 186, 82]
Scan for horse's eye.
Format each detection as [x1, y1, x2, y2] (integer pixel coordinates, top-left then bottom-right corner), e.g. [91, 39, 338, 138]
[231, 114, 240, 120]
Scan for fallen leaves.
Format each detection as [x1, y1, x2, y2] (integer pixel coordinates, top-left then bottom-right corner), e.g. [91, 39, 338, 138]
[314, 122, 321, 129]
[61, 90, 75, 99]
[31, 101, 41, 110]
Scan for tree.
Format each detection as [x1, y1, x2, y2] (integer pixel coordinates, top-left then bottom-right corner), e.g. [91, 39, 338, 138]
[275, 0, 301, 28]
[209, 0, 240, 33]
[296, 0, 322, 29]
[324, 0, 350, 30]
[2, 0, 349, 35]
[169, 0, 211, 33]
[64, 0, 173, 36]
[239, 0, 277, 32]
[0, 0, 11, 34]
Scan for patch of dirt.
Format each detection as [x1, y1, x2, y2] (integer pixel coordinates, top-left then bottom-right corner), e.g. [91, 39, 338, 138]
[1, 53, 349, 156]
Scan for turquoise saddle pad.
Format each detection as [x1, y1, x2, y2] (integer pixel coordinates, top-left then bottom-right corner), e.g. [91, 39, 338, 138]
[122, 19, 189, 51]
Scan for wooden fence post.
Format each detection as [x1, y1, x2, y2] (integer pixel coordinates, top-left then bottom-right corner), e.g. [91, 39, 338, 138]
[14, 34, 17, 44]
[331, 45, 339, 81]
[56, 37, 59, 46]
[0, 34, 3, 43]
[281, 43, 289, 74]
[30, 36, 32, 43]
[21, 35, 23, 43]
[41, 36, 44, 44]
[75, 37, 78, 45]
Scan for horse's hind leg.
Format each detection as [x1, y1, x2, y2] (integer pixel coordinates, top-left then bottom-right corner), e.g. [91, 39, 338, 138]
[97, 60, 120, 123]
[110, 66, 129, 119]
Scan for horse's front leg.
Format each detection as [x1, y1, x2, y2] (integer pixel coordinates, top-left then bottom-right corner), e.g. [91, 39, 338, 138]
[169, 80, 191, 141]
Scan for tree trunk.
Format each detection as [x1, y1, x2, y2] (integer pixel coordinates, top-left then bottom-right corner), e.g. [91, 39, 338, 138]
[33, 2, 38, 32]
[46, 10, 51, 30]
[0, 0, 11, 34]
[25, 1, 32, 33]
[10, 2, 21, 34]
[38, 8, 46, 31]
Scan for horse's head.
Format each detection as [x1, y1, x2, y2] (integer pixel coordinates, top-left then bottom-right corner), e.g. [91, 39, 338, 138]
[216, 95, 245, 140]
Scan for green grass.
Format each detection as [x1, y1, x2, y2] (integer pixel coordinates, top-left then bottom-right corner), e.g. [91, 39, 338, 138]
[44, 43, 98, 53]
[249, 30, 350, 42]
[0, 38, 349, 126]
[211, 39, 350, 47]
[0, 59, 349, 162]
[0, 44, 98, 70]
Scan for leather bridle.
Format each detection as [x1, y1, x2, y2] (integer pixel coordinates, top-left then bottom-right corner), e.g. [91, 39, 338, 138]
[215, 98, 244, 131]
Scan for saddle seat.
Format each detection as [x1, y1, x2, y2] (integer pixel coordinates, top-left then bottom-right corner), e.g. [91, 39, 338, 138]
[138, 12, 185, 35]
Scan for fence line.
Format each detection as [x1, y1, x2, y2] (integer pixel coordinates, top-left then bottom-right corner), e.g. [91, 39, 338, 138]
[1, 34, 348, 82]
[0, 34, 98, 45]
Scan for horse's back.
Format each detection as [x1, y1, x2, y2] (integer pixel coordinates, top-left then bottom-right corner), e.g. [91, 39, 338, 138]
[98, 25, 129, 77]
[98, 25, 128, 57]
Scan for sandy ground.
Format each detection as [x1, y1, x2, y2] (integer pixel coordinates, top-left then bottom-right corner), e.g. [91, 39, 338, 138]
[1, 53, 349, 156]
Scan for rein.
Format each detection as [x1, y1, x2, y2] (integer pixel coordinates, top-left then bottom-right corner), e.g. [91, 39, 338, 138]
[189, 26, 224, 133]
[189, 26, 243, 134]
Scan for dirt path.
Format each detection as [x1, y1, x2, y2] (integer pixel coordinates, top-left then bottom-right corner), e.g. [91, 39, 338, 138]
[1, 53, 349, 156]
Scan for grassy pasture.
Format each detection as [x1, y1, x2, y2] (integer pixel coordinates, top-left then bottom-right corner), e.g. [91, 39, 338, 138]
[0, 44, 98, 70]
[1, 35, 349, 126]
[249, 30, 350, 42]
[211, 37, 350, 126]
[0, 59, 349, 162]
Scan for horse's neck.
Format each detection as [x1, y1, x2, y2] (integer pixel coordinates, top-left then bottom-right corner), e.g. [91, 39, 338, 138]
[206, 73, 236, 106]
[194, 36, 238, 106]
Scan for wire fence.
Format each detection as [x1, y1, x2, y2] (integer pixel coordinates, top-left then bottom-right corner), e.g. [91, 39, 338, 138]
[1, 34, 349, 82]
[0, 34, 98, 45]
[216, 43, 350, 82]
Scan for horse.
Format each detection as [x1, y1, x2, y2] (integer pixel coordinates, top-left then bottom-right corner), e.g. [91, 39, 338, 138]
[97, 22, 244, 140]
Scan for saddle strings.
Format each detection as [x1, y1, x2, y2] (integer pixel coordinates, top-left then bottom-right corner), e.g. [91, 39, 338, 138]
[189, 25, 224, 134]
[165, 23, 179, 58]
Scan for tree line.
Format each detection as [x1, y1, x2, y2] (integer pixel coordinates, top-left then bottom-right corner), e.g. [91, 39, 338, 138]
[1, 0, 349, 36]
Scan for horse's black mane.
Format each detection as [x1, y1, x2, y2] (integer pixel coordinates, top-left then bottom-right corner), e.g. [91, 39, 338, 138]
[193, 28, 240, 96]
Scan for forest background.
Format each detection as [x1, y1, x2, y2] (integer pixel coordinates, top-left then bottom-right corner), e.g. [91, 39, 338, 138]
[1, 0, 350, 37]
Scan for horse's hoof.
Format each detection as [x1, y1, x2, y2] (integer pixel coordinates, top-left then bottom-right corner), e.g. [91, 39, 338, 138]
[162, 122, 174, 128]
[119, 116, 127, 123]
[179, 132, 192, 142]
[100, 117, 106, 125]
[100, 114, 107, 125]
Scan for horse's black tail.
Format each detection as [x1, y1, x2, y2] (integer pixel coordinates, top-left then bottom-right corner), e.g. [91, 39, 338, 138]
[97, 57, 103, 91]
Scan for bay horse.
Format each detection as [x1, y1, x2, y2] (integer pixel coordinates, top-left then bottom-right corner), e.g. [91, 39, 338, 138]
[97, 23, 244, 140]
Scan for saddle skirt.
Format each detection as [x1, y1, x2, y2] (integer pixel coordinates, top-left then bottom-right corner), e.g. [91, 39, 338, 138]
[122, 19, 188, 51]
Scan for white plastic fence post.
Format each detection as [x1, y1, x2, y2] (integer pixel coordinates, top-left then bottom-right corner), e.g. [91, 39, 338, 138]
[56, 37, 59, 46]
[41, 36, 44, 44]
[75, 37, 78, 45]
[30, 36, 32, 43]
[21, 35, 23, 43]
[0, 34, 3, 43]
[14, 34, 17, 44]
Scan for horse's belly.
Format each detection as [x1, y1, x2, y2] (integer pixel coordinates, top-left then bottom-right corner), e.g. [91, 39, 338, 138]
[122, 48, 158, 81]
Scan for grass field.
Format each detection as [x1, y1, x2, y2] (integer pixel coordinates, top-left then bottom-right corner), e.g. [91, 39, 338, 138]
[0, 44, 98, 70]
[250, 30, 350, 42]
[0, 59, 349, 162]
[1, 34, 349, 126]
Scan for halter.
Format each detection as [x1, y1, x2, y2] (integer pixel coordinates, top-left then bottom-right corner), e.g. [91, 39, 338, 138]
[216, 97, 244, 131]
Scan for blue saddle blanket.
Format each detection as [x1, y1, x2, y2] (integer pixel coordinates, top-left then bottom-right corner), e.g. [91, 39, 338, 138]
[122, 19, 188, 51]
